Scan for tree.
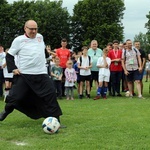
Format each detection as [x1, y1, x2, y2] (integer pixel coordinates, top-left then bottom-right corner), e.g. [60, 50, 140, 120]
[134, 32, 150, 57]
[71, 0, 125, 51]
[0, 0, 70, 49]
[34, 0, 71, 49]
[0, 0, 11, 47]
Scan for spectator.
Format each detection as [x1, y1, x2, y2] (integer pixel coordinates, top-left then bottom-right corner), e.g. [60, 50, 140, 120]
[77, 46, 92, 99]
[106, 42, 113, 96]
[121, 42, 128, 92]
[88, 40, 103, 90]
[145, 60, 150, 82]
[51, 57, 63, 99]
[108, 40, 123, 96]
[65, 60, 77, 100]
[74, 51, 82, 96]
[134, 41, 146, 94]
[121, 39, 144, 99]
[0, 45, 5, 97]
[55, 38, 70, 97]
[2, 48, 13, 101]
[93, 48, 111, 100]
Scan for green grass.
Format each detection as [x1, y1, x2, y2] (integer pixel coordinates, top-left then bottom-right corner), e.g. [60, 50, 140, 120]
[0, 80, 150, 150]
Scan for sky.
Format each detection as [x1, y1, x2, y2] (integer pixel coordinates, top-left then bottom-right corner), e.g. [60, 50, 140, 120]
[7, 0, 150, 41]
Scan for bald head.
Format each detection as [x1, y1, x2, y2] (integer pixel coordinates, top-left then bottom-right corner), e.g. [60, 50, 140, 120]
[25, 20, 37, 27]
[24, 20, 38, 38]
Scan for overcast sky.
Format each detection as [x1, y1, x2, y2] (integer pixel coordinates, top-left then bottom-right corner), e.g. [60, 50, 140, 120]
[7, 0, 150, 41]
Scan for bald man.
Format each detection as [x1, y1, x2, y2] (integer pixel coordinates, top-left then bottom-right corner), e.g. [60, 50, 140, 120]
[0, 20, 63, 123]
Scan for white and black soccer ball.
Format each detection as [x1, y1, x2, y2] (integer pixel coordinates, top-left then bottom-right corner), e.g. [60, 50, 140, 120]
[42, 117, 60, 134]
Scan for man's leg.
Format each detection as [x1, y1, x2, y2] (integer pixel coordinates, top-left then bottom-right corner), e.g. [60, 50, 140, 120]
[135, 80, 142, 97]
[0, 75, 29, 121]
[116, 71, 122, 96]
[110, 71, 116, 96]
[0, 103, 14, 121]
[127, 81, 133, 96]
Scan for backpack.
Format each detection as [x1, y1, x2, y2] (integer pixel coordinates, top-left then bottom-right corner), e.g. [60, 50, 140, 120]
[79, 55, 91, 66]
[124, 48, 138, 62]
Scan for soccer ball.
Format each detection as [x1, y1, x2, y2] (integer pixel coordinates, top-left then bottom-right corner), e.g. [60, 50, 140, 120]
[125, 91, 130, 97]
[42, 117, 60, 134]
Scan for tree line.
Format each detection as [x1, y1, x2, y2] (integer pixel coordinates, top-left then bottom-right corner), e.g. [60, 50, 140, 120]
[0, 0, 149, 53]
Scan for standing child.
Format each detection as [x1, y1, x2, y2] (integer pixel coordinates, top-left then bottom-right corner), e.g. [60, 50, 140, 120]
[51, 57, 63, 99]
[93, 48, 111, 100]
[65, 60, 77, 100]
[2, 49, 13, 100]
[77, 46, 92, 99]
[73, 51, 82, 96]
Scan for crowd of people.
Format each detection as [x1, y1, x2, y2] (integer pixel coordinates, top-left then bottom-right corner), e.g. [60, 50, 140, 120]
[47, 39, 150, 100]
[0, 19, 150, 123]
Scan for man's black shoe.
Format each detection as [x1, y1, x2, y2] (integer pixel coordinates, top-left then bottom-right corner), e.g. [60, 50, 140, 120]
[0, 110, 9, 121]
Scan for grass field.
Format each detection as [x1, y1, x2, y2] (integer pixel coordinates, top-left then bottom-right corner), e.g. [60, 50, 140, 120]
[0, 80, 150, 150]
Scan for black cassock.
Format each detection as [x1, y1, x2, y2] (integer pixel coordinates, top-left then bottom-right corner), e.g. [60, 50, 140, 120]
[5, 53, 62, 119]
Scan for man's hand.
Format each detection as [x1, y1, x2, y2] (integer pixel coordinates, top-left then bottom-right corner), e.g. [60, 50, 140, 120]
[13, 69, 20, 75]
[138, 67, 142, 73]
[124, 70, 129, 75]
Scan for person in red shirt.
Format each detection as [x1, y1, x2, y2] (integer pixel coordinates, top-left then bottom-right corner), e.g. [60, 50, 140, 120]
[108, 40, 123, 96]
[56, 38, 70, 97]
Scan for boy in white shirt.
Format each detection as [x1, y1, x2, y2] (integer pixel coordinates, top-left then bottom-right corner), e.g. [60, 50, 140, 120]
[93, 48, 111, 100]
[77, 46, 92, 99]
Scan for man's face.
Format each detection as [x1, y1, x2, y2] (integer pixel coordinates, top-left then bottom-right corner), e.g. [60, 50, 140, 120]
[82, 48, 88, 55]
[107, 45, 112, 51]
[126, 40, 132, 49]
[24, 21, 38, 38]
[124, 44, 127, 50]
[134, 42, 140, 49]
[91, 42, 98, 50]
[119, 44, 124, 50]
[113, 43, 119, 50]
[61, 41, 67, 48]
[0, 46, 4, 53]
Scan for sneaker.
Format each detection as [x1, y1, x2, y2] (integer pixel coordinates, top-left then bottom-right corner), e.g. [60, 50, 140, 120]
[138, 96, 145, 99]
[133, 93, 136, 96]
[66, 97, 69, 100]
[87, 94, 90, 99]
[79, 95, 83, 99]
[93, 95, 100, 100]
[71, 97, 74, 100]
